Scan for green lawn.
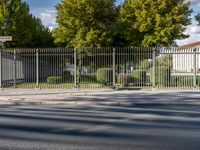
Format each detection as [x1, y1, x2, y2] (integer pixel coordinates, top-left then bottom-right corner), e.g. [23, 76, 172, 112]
[15, 83, 108, 89]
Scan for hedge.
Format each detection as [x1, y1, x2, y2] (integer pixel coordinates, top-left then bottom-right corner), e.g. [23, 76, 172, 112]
[171, 76, 200, 87]
[80, 74, 97, 83]
[47, 76, 62, 84]
[117, 74, 132, 86]
[132, 69, 146, 85]
[62, 71, 72, 82]
[97, 68, 113, 85]
[150, 66, 171, 86]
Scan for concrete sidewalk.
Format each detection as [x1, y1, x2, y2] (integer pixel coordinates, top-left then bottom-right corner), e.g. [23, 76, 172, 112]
[0, 88, 200, 106]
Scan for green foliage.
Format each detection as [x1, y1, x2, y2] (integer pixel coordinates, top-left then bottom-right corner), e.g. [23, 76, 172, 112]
[53, 0, 117, 48]
[138, 59, 151, 70]
[197, 77, 200, 85]
[47, 76, 62, 84]
[146, 75, 151, 84]
[62, 71, 72, 82]
[117, 73, 132, 86]
[96, 68, 113, 85]
[195, 13, 200, 25]
[181, 77, 193, 86]
[157, 54, 173, 69]
[150, 66, 171, 86]
[28, 17, 55, 48]
[0, 0, 54, 48]
[132, 69, 146, 85]
[171, 76, 200, 87]
[119, 0, 192, 46]
[80, 74, 97, 83]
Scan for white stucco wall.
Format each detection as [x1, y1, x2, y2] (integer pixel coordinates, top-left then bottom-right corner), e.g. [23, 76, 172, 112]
[173, 53, 200, 72]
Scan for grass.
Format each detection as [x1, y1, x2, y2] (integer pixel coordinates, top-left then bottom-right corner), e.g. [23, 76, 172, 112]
[10, 81, 200, 89]
[15, 82, 108, 89]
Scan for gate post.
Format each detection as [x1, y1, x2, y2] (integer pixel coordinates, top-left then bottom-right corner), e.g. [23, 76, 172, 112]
[0, 49, 2, 88]
[193, 48, 197, 88]
[13, 50, 17, 88]
[36, 49, 39, 87]
[74, 49, 77, 87]
[152, 48, 156, 87]
[113, 48, 116, 88]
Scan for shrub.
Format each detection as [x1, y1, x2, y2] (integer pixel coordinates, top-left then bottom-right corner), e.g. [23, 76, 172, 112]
[177, 77, 193, 87]
[80, 74, 97, 83]
[170, 76, 200, 87]
[97, 68, 113, 85]
[150, 66, 171, 86]
[47, 76, 62, 84]
[146, 75, 151, 84]
[132, 69, 146, 85]
[62, 71, 71, 81]
[197, 77, 200, 86]
[138, 59, 151, 70]
[117, 74, 132, 86]
[157, 54, 173, 69]
[170, 76, 179, 86]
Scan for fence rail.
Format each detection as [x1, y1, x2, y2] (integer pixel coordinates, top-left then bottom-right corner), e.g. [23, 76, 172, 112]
[0, 47, 200, 90]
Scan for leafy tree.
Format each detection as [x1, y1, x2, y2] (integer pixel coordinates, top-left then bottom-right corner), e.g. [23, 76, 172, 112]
[0, 0, 54, 48]
[195, 13, 200, 25]
[118, 1, 143, 46]
[28, 16, 55, 48]
[53, 0, 118, 84]
[0, 0, 9, 35]
[53, 0, 117, 48]
[119, 0, 192, 47]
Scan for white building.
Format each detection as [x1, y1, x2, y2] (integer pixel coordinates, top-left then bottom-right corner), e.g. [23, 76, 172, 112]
[172, 42, 200, 72]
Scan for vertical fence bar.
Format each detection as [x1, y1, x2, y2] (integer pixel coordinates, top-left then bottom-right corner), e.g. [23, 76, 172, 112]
[13, 50, 17, 88]
[74, 49, 77, 87]
[152, 48, 156, 87]
[193, 48, 197, 88]
[113, 48, 116, 88]
[0, 49, 2, 88]
[36, 49, 39, 87]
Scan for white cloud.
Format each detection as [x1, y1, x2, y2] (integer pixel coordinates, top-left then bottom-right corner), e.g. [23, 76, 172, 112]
[49, 26, 54, 32]
[176, 20, 200, 46]
[31, 9, 57, 28]
[185, 0, 200, 8]
[190, 26, 200, 34]
[39, 10, 57, 28]
[176, 35, 200, 46]
[191, 0, 200, 7]
[175, 0, 200, 46]
[40, 12, 52, 20]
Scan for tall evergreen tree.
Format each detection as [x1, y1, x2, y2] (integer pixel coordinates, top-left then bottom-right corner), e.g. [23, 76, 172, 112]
[28, 16, 55, 48]
[119, 0, 192, 47]
[195, 13, 200, 25]
[0, 0, 9, 35]
[53, 0, 117, 48]
[0, 0, 54, 48]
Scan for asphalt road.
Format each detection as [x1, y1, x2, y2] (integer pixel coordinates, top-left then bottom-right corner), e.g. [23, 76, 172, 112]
[0, 93, 200, 150]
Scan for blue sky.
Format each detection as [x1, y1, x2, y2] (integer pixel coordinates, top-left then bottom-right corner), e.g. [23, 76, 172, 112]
[23, 0, 200, 46]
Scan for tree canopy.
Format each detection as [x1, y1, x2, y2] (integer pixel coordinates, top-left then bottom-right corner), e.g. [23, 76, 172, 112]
[54, 0, 192, 48]
[119, 0, 192, 47]
[0, 0, 54, 48]
[195, 13, 200, 25]
[53, 0, 118, 48]
[1, 0, 193, 48]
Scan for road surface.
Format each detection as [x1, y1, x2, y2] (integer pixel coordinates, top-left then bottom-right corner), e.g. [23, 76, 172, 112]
[0, 92, 200, 150]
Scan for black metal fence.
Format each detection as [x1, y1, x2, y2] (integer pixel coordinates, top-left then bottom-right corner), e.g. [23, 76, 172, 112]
[0, 47, 200, 89]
